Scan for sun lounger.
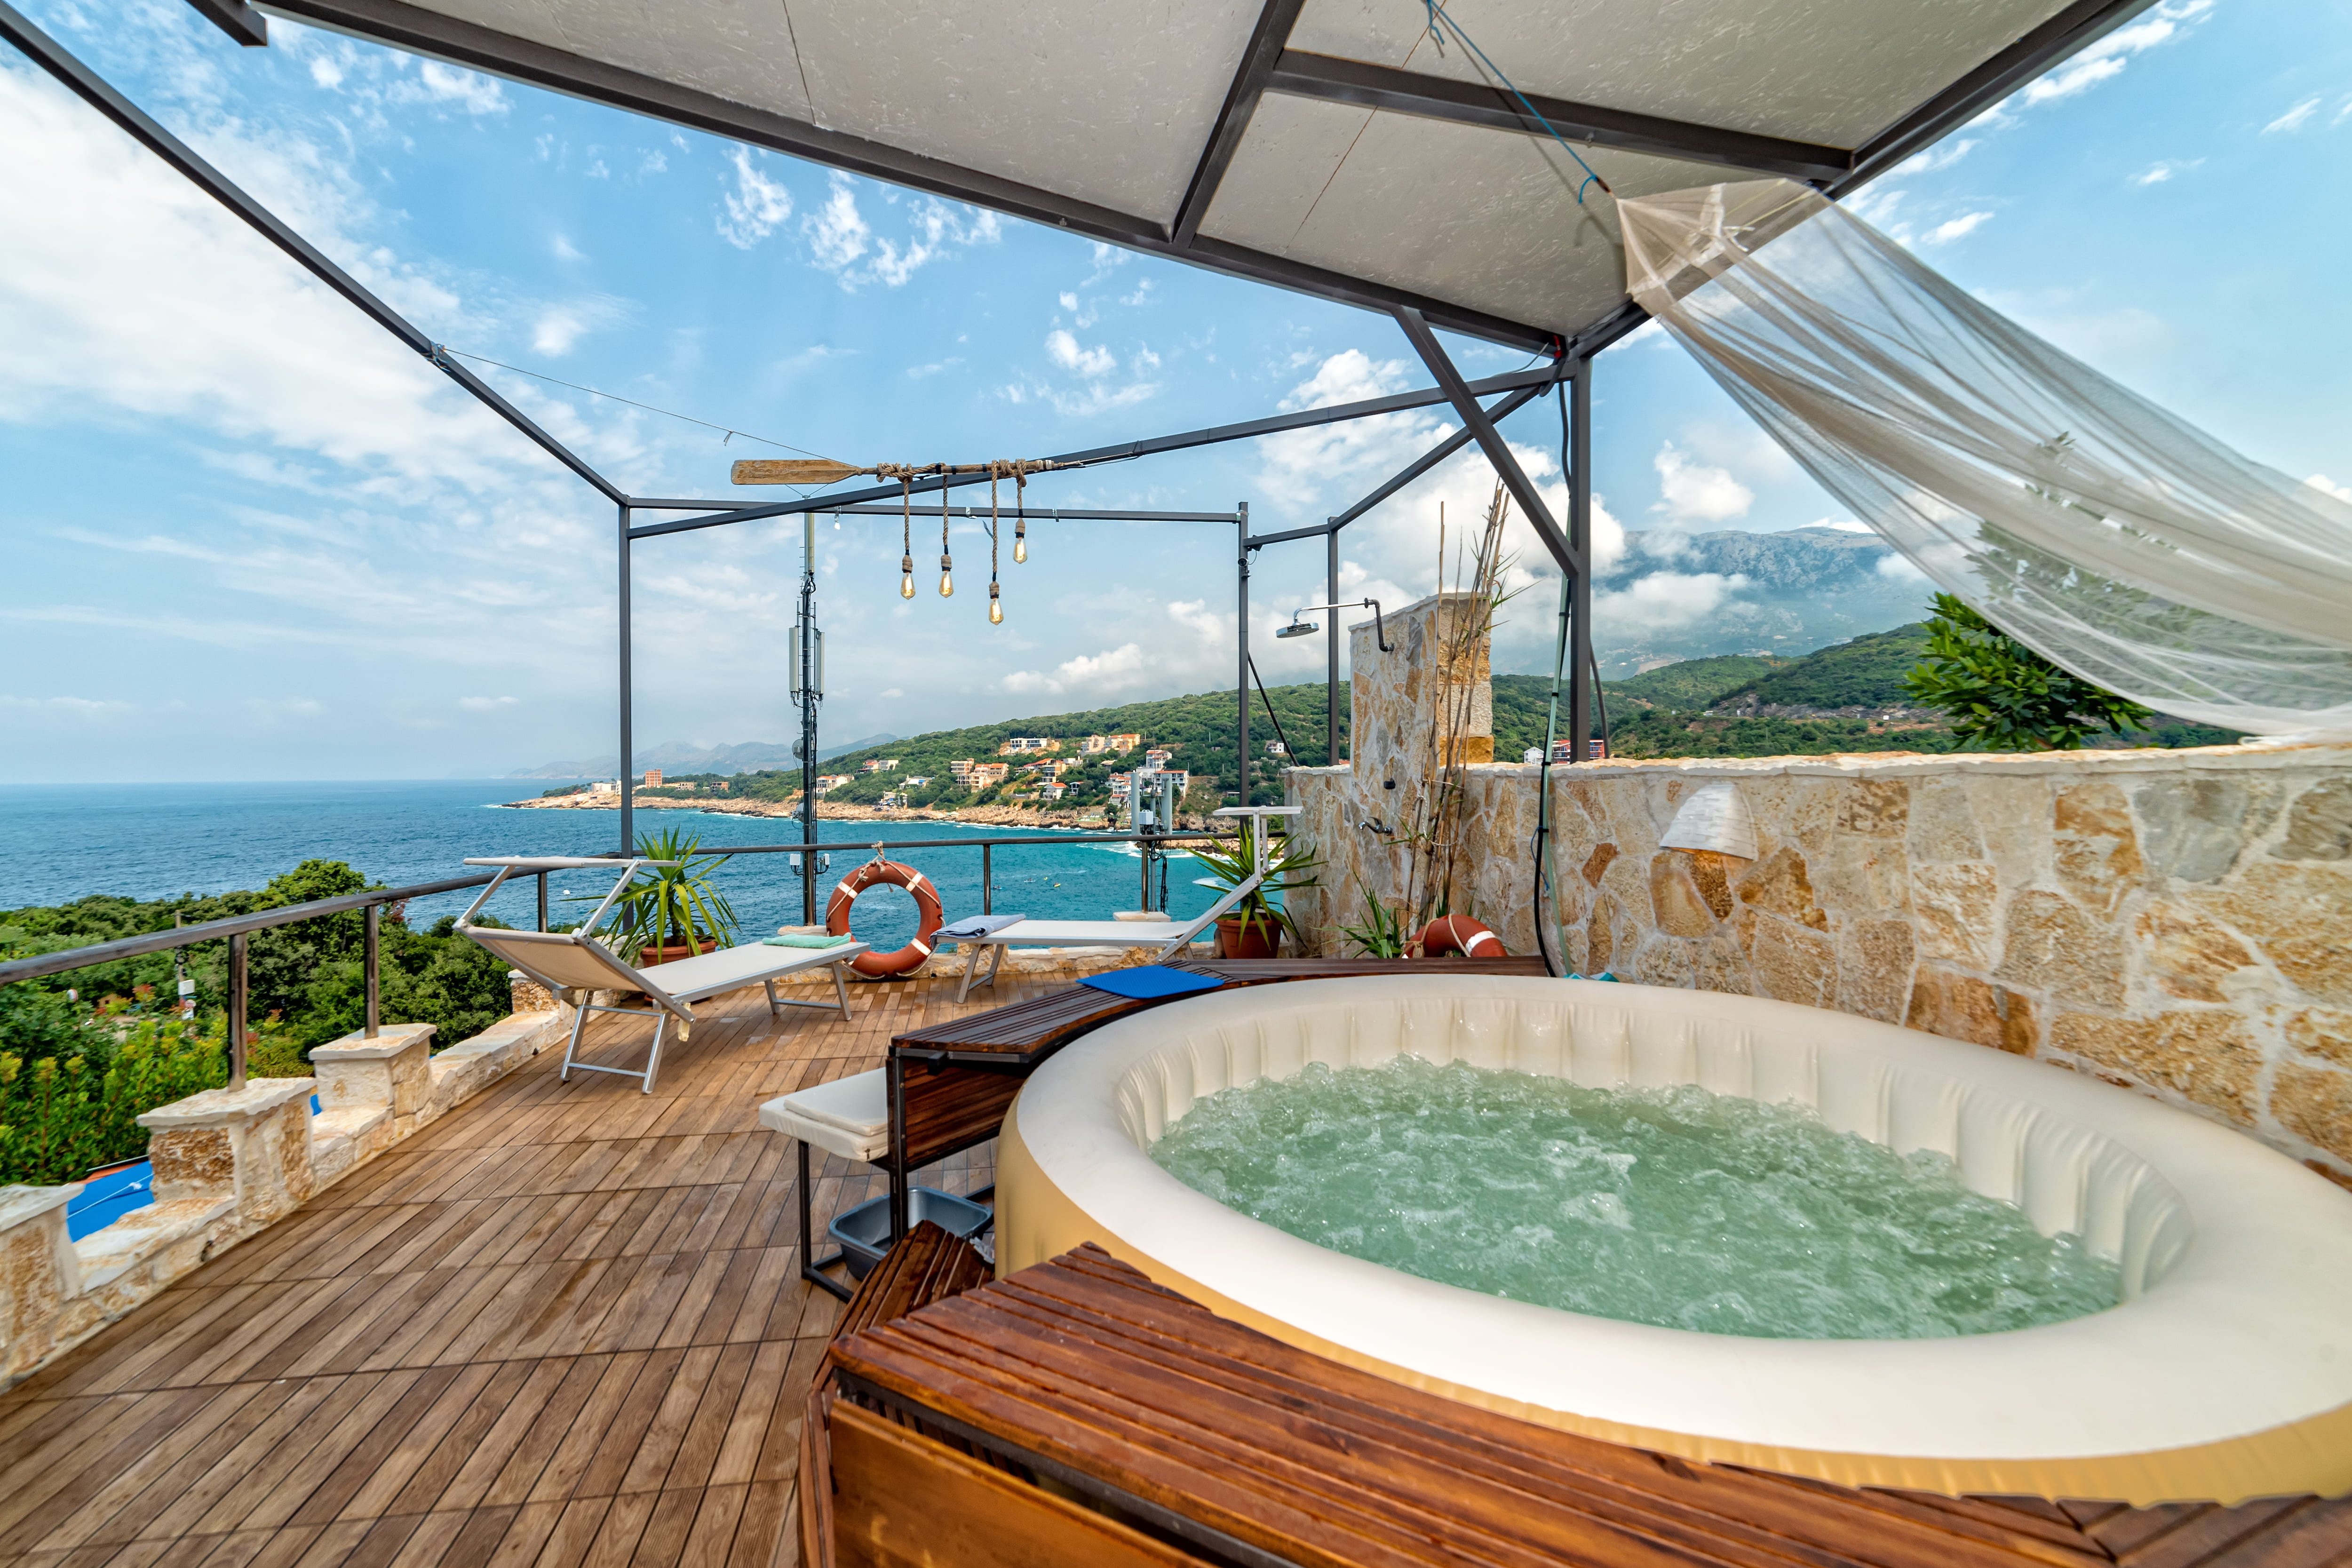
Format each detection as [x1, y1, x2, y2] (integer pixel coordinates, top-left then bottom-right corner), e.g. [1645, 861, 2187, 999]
[944, 806, 1300, 1001]
[453, 857, 870, 1092]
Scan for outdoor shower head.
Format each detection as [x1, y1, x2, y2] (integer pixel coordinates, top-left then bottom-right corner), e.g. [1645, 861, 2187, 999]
[1275, 619, 1319, 639]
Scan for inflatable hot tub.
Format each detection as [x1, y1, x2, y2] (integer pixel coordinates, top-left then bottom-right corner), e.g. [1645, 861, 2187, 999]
[997, 977, 2352, 1504]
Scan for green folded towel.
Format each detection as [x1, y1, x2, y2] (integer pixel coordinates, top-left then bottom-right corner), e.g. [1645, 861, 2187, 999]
[763, 932, 852, 948]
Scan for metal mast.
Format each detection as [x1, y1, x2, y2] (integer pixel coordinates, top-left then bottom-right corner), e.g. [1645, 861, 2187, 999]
[793, 514, 822, 924]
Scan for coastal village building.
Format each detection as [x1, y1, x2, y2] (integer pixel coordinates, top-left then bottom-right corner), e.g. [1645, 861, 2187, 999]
[998, 736, 1060, 755]
[947, 758, 975, 783]
[813, 772, 852, 796]
[1144, 747, 1175, 769]
[902, 774, 931, 788]
[1108, 732, 1141, 751]
[643, 768, 661, 788]
[967, 762, 1010, 790]
[859, 757, 900, 773]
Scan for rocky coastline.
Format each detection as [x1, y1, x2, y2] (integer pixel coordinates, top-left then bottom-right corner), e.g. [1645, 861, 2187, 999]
[498, 792, 1115, 830]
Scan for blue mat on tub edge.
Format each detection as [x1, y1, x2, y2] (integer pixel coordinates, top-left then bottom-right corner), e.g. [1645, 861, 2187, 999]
[1078, 965, 1226, 1001]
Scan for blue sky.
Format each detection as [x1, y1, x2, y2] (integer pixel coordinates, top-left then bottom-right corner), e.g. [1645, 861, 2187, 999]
[1, 0, 2347, 780]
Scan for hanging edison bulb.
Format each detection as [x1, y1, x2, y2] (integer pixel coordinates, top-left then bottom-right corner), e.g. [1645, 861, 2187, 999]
[989, 580, 1003, 624]
[899, 552, 915, 599]
[938, 552, 954, 597]
[1013, 518, 1027, 565]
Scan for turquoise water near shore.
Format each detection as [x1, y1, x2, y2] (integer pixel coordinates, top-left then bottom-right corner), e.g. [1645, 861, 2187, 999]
[0, 780, 1216, 955]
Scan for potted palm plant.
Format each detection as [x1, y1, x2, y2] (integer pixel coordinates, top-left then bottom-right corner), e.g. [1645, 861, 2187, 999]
[602, 828, 740, 963]
[1184, 819, 1319, 959]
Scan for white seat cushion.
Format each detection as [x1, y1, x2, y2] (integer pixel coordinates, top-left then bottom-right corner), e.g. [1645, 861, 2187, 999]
[758, 1069, 890, 1164]
[759, 1099, 889, 1164]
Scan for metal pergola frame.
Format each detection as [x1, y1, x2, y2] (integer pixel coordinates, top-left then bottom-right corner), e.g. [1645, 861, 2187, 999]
[4, 0, 2150, 898]
[0, 0, 1618, 854]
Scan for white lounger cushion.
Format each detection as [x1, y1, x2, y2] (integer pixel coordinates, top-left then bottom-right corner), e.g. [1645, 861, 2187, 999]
[759, 1069, 890, 1164]
[639, 941, 869, 1004]
[955, 919, 1197, 947]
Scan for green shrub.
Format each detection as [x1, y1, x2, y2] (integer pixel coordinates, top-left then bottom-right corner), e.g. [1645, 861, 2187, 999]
[0, 1015, 244, 1187]
[1903, 594, 2152, 751]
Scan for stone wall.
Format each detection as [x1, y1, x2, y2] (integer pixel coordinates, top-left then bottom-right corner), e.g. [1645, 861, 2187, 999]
[1286, 616, 2352, 1184]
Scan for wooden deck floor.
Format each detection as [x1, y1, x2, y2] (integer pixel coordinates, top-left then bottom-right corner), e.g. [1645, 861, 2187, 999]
[0, 976, 1024, 1568]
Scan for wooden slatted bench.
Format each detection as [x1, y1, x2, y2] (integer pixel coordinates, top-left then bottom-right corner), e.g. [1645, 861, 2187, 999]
[809, 1244, 2352, 1568]
[800, 1219, 998, 1568]
[880, 956, 1550, 1231]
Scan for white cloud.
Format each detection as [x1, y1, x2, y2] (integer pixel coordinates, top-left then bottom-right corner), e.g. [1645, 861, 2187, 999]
[2021, 0, 2210, 106]
[551, 234, 584, 262]
[528, 295, 629, 357]
[2263, 97, 2322, 135]
[805, 175, 869, 272]
[801, 176, 998, 289]
[1876, 552, 1930, 582]
[1045, 329, 1116, 378]
[2336, 96, 2352, 127]
[1818, 518, 1873, 533]
[1652, 442, 1753, 524]
[1003, 641, 1151, 697]
[0, 693, 136, 722]
[1594, 571, 1750, 630]
[2305, 473, 2352, 504]
[458, 695, 520, 711]
[717, 146, 793, 248]
[1057, 291, 1079, 311]
[1893, 138, 1977, 175]
[0, 60, 532, 486]
[1924, 210, 1994, 244]
[2132, 159, 2202, 185]
[404, 61, 507, 116]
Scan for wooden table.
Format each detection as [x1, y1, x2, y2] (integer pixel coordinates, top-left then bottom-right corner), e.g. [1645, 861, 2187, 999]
[817, 1243, 2352, 1568]
[880, 956, 1549, 1234]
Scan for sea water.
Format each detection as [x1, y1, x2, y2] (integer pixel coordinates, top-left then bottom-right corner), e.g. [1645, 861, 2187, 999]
[0, 780, 1218, 952]
[1150, 1056, 2120, 1340]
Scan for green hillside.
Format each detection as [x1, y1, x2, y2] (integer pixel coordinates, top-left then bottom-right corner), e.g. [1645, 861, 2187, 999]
[1608, 654, 1788, 709]
[1715, 623, 1934, 711]
[650, 682, 1351, 812]
[613, 625, 2237, 810]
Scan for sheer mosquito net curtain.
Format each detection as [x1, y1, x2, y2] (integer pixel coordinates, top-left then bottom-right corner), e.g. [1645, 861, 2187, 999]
[1616, 179, 2352, 740]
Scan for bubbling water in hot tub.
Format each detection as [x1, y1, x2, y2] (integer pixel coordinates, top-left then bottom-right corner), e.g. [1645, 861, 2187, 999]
[1149, 1055, 2119, 1340]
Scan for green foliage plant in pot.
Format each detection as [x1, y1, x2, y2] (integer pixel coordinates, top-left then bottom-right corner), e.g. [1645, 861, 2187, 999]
[598, 828, 741, 964]
[1183, 819, 1319, 959]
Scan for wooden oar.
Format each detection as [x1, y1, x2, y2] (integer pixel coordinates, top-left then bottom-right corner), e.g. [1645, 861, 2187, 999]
[731, 459, 866, 486]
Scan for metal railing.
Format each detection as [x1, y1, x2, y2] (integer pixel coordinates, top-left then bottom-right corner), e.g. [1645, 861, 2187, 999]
[0, 868, 552, 1090]
[701, 827, 1240, 916]
[0, 827, 1252, 1090]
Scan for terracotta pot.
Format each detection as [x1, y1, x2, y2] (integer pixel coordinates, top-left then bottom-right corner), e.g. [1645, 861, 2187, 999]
[642, 935, 720, 963]
[1214, 916, 1281, 960]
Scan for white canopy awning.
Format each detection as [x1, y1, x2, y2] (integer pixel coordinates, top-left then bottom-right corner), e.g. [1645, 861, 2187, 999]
[254, 0, 2152, 353]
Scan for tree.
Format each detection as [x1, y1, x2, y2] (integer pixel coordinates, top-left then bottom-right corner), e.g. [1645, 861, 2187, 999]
[1903, 593, 2151, 751]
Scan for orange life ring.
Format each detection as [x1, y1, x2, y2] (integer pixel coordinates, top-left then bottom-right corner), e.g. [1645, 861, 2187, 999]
[1418, 915, 1504, 958]
[825, 858, 943, 978]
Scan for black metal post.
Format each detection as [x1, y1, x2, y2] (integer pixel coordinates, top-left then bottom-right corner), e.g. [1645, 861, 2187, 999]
[618, 501, 635, 855]
[981, 843, 993, 915]
[798, 514, 820, 925]
[537, 872, 549, 932]
[228, 931, 248, 1091]
[1236, 504, 1250, 807]
[1393, 309, 1582, 580]
[1326, 524, 1341, 766]
[1569, 360, 1594, 760]
[364, 904, 380, 1039]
